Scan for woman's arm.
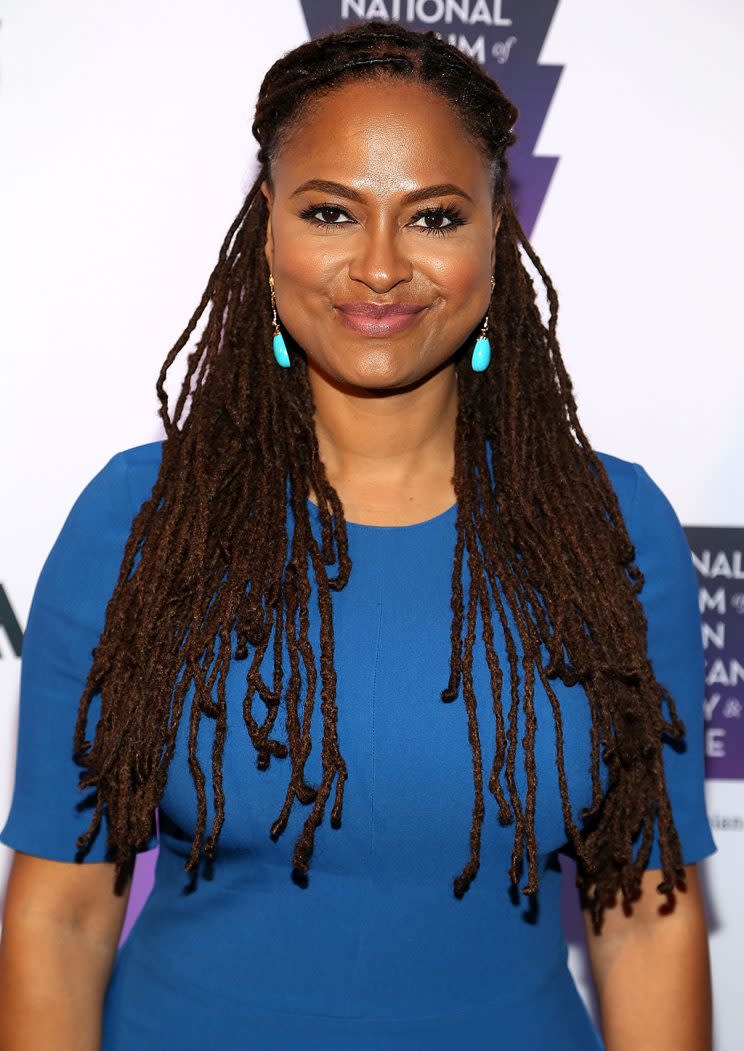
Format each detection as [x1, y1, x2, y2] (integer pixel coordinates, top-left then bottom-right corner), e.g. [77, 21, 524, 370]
[0, 851, 130, 1051]
[582, 864, 712, 1051]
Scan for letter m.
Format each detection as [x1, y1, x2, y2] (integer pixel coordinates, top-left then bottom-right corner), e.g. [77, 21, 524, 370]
[699, 587, 725, 615]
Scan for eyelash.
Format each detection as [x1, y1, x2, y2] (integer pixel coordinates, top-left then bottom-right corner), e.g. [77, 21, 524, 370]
[298, 202, 467, 237]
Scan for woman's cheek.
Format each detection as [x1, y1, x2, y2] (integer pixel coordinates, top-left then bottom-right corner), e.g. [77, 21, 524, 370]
[433, 259, 489, 334]
[280, 248, 345, 310]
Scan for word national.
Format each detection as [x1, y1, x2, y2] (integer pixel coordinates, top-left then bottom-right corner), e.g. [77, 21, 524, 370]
[341, 0, 513, 27]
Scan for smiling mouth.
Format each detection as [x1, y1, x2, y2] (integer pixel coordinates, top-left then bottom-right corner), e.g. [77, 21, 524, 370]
[334, 304, 428, 337]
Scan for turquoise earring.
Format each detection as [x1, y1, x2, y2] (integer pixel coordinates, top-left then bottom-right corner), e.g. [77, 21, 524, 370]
[269, 273, 290, 368]
[470, 275, 495, 373]
[470, 321, 491, 373]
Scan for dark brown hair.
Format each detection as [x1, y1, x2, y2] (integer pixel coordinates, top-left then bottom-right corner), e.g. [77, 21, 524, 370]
[72, 21, 686, 930]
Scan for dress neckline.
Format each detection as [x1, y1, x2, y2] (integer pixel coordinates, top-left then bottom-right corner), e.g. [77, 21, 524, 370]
[306, 497, 457, 533]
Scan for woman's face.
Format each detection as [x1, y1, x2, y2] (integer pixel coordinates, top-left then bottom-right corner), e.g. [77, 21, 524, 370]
[261, 76, 499, 393]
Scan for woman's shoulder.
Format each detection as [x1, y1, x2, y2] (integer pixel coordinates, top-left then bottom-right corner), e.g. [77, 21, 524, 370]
[116, 438, 165, 467]
[33, 441, 164, 600]
[593, 449, 682, 541]
[80, 439, 165, 518]
[593, 450, 698, 639]
[37, 441, 165, 590]
[113, 438, 165, 500]
[593, 449, 643, 518]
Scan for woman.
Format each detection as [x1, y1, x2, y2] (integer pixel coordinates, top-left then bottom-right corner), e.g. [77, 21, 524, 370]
[0, 20, 714, 1050]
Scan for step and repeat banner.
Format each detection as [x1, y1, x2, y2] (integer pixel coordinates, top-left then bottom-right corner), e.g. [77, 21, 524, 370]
[1, 1, 741, 1046]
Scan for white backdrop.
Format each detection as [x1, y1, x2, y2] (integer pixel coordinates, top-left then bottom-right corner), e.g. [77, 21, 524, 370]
[1, 1, 742, 1046]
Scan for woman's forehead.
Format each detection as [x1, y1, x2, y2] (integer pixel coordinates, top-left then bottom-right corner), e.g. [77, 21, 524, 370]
[270, 78, 491, 200]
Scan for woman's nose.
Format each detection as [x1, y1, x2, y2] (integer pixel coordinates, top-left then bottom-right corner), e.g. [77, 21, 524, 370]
[347, 222, 413, 292]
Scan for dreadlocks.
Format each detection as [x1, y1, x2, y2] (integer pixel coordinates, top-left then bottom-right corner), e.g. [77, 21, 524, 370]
[72, 20, 686, 931]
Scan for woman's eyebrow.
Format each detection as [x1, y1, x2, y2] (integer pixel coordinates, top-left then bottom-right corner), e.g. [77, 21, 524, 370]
[289, 178, 474, 205]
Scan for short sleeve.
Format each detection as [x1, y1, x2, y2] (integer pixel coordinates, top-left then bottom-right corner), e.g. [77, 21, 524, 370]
[627, 463, 716, 870]
[0, 452, 158, 862]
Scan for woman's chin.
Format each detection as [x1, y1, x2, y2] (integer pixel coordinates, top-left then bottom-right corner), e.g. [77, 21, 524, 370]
[308, 347, 451, 395]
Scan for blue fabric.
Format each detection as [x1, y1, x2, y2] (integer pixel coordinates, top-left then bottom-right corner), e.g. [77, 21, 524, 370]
[1, 441, 715, 1050]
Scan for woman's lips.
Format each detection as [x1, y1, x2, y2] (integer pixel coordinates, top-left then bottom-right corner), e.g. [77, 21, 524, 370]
[334, 305, 427, 337]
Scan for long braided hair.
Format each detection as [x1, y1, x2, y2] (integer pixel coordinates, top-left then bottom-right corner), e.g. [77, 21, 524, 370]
[72, 21, 686, 930]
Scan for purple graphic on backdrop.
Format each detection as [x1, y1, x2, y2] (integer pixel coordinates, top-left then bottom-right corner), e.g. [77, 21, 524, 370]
[299, 0, 562, 238]
[685, 527, 744, 781]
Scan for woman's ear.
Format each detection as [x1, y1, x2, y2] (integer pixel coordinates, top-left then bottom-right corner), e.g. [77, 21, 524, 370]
[491, 214, 501, 272]
[260, 180, 274, 272]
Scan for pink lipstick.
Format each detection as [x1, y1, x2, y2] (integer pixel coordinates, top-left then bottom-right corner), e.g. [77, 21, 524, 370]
[334, 301, 427, 337]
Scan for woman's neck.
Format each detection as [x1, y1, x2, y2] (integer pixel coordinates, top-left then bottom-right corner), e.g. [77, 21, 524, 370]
[308, 361, 458, 526]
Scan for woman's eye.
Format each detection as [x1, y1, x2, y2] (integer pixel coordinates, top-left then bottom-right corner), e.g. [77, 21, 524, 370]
[302, 205, 351, 226]
[411, 210, 456, 233]
[410, 207, 466, 236]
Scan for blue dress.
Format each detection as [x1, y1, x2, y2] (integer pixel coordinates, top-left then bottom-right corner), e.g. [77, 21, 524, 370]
[1, 441, 715, 1049]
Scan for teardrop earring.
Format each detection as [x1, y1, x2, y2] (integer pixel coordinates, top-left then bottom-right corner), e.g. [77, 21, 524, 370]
[470, 275, 495, 373]
[269, 273, 290, 368]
